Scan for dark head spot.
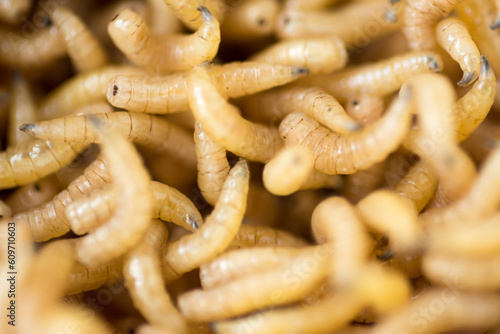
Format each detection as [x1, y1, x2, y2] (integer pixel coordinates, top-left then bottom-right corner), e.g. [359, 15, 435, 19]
[42, 15, 52, 27]
[283, 16, 290, 25]
[352, 100, 359, 106]
[257, 18, 266, 26]
[111, 14, 119, 22]
[113, 85, 118, 96]
[326, 107, 332, 112]
[34, 183, 41, 192]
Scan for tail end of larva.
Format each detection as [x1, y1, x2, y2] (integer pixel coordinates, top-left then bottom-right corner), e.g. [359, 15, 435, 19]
[198, 6, 213, 22]
[19, 123, 35, 134]
[291, 67, 309, 77]
[491, 17, 500, 30]
[480, 55, 493, 81]
[457, 71, 477, 87]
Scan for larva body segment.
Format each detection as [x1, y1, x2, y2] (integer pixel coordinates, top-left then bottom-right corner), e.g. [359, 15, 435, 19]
[436, 18, 481, 86]
[0, 0, 30, 24]
[194, 121, 230, 206]
[108, 7, 220, 73]
[75, 132, 153, 266]
[161, 160, 249, 283]
[188, 65, 283, 163]
[39, 65, 146, 120]
[228, 224, 308, 249]
[160, 0, 226, 30]
[6, 175, 61, 214]
[146, 0, 183, 35]
[284, 0, 341, 10]
[51, 6, 109, 73]
[345, 94, 385, 126]
[124, 220, 187, 333]
[250, 37, 348, 75]
[66, 257, 123, 295]
[279, 94, 412, 175]
[8, 73, 38, 147]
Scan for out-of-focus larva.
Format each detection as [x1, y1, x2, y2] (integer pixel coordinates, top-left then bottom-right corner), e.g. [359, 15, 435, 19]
[75, 132, 153, 266]
[13, 157, 110, 241]
[357, 190, 420, 251]
[492, 0, 500, 29]
[279, 93, 412, 175]
[6, 175, 60, 214]
[311, 196, 369, 286]
[161, 160, 249, 283]
[8, 73, 37, 147]
[276, 0, 402, 47]
[38, 65, 145, 120]
[160, 0, 226, 30]
[380, 252, 421, 279]
[462, 120, 500, 164]
[453, 56, 496, 142]
[0, 23, 66, 69]
[108, 7, 220, 73]
[300, 51, 443, 101]
[344, 161, 387, 204]
[436, 18, 481, 86]
[0, 0, 30, 24]
[188, 65, 283, 163]
[228, 223, 308, 249]
[345, 94, 385, 125]
[263, 145, 314, 196]
[284, 0, 340, 10]
[21, 112, 197, 170]
[66, 257, 123, 295]
[373, 290, 500, 334]
[219, 0, 279, 41]
[250, 37, 348, 75]
[178, 247, 330, 321]
[244, 182, 281, 227]
[146, 0, 183, 35]
[299, 170, 344, 191]
[194, 121, 230, 206]
[124, 220, 187, 333]
[51, 6, 109, 73]
[0, 139, 86, 190]
[0, 201, 11, 219]
[238, 85, 360, 134]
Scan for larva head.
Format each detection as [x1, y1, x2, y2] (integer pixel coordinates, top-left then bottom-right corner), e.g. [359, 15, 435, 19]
[238, 0, 280, 36]
[423, 53, 444, 73]
[108, 8, 148, 55]
[107, 75, 132, 109]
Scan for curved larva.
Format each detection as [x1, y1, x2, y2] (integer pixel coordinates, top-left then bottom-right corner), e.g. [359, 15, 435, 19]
[67, 180, 203, 235]
[13, 157, 111, 242]
[8, 73, 37, 147]
[263, 145, 314, 196]
[65, 257, 123, 295]
[6, 175, 60, 215]
[38, 65, 146, 120]
[238, 85, 360, 134]
[75, 132, 153, 266]
[194, 121, 230, 206]
[51, 6, 109, 73]
[345, 94, 385, 126]
[300, 51, 443, 101]
[124, 220, 187, 333]
[108, 7, 220, 73]
[279, 94, 412, 175]
[160, 0, 226, 30]
[146, 0, 183, 35]
[21, 112, 197, 170]
[436, 18, 481, 86]
[0, 22, 66, 69]
[454, 56, 496, 142]
[372, 290, 500, 334]
[250, 37, 348, 75]
[403, 0, 466, 50]
[161, 160, 249, 283]
[228, 224, 308, 249]
[178, 247, 330, 322]
[0, 0, 30, 24]
[0, 140, 86, 190]
[188, 65, 283, 163]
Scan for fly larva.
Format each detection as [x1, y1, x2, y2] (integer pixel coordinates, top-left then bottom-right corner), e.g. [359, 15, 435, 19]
[0, 140, 86, 190]
[394, 160, 438, 213]
[311, 196, 369, 287]
[300, 51, 443, 102]
[419, 144, 500, 230]
[263, 145, 314, 196]
[8, 73, 37, 147]
[21, 112, 197, 170]
[67, 180, 203, 235]
[344, 161, 387, 204]
[75, 132, 153, 267]
[228, 223, 308, 249]
[0, 23, 66, 69]
[250, 37, 348, 75]
[6, 175, 60, 214]
[220, 0, 279, 41]
[13, 157, 111, 242]
[160, 0, 226, 30]
[188, 65, 283, 163]
[214, 290, 365, 334]
[284, 0, 341, 10]
[299, 170, 344, 191]
[380, 252, 421, 279]
[161, 160, 249, 283]
[454, 56, 496, 142]
[357, 190, 421, 251]
[51, 6, 109, 73]
[462, 120, 500, 164]
[276, 0, 402, 45]
[146, 0, 183, 35]
[403, 0, 466, 50]
[178, 247, 330, 322]
[108, 7, 220, 73]
[73, 101, 114, 116]
[124, 220, 187, 333]
[345, 94, 385, 126]
[66, 257, 123, 295]
[238, 86, 360, 134]
[0, 0, 30, 24]
[436, 18, 481, 86]
[279, 93, 412, 175]
[194, 121, 230, 206]
[38, 65, 146, 120]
